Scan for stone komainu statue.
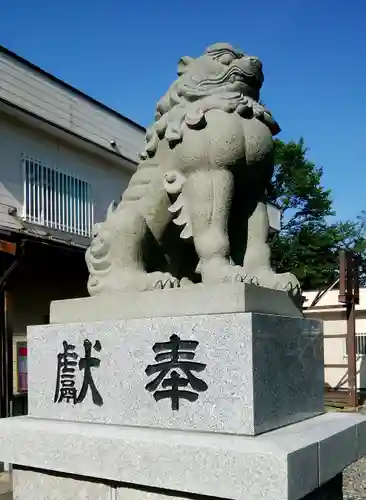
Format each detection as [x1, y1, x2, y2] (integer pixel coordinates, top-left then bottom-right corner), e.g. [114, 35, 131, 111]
[86, 43, 300, 296]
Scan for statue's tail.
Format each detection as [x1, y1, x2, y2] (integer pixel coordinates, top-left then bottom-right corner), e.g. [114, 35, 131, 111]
[163, 170, 192, 240]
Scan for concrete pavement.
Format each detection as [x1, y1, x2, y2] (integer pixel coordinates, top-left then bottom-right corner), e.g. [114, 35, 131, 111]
[0, 473, 12, 499]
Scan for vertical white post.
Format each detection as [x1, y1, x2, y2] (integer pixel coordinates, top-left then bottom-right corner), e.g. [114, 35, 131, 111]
[31, 159, 36, 223]
[57, 169, 61, 230]
[40, 159, 44, 225]
[45, 164, 49, 226]
[87, 184, 91, 238]
[38, 159, 41, 224]
[28, 158, 32, 221]
[69, 174, 72, 233]
[77, 179, 82, 235]
[70, 175, 73, 233]
[81, 181, 85, 236]
[22, 155, 27, 219]
[84, 182, 88, 236]
[72, 175, 76, 234]
[26, 158, 31, 221]
[90, 185, 94, 238]
[61, 172, 65, 232]
[49, 169, 54, 228]
[65, 175, 69, 232]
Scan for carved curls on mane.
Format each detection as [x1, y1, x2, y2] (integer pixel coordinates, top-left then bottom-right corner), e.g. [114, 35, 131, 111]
[139, 44, 274, 160]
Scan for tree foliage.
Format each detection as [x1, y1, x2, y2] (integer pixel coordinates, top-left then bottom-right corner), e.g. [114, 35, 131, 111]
[268, 138, 366, 291]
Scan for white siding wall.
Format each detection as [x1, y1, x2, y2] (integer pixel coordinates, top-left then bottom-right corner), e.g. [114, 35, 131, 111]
[0, 114, 132, 232]
[0, 49, 145, 163]
[304, 289, 366, 390]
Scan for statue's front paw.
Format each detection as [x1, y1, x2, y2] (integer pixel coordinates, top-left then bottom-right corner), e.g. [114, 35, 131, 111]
[200, 259, 253, 285]
[257, 270, 301, 295]
[273, 272, 301, 294]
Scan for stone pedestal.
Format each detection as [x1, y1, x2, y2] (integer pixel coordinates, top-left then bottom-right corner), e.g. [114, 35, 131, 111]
[1, 411, 366, 500]
[0, 284, 365, 500]
[28, 310, 323, 435]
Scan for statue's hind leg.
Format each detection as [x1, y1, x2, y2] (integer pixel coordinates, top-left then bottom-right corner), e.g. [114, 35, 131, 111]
[242, 201, 301, 294]
[184, 169, 251, 284]
[185, 170, 300, 293]
[86, 192, 178, 295]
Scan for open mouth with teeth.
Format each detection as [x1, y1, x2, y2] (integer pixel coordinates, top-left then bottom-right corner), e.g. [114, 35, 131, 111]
[230, 65, 263, 89]
[198, 64, 263, 93]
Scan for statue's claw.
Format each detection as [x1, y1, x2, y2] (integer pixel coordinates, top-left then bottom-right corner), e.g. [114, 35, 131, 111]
[255, 270, 301, 296]
[200, 261, 257, 286]
[88, 270, 180, 295]
[153, 277, 180, 290]
[200, 260, 301, 296]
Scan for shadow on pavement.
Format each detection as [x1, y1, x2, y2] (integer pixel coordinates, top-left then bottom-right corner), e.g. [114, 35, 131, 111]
[0, 473, 12, 500]
[0, 493, 11, 500]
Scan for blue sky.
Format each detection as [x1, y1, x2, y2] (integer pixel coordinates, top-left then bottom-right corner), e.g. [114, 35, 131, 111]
[0, 0, 364, 222]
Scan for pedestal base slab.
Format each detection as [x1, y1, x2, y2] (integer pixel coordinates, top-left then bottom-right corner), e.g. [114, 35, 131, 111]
[0, 413, 365, 500]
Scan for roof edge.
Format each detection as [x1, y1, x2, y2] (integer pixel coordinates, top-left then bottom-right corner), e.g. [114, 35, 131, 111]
[0, 97, 139, 170]
[0, 44, 146, 133]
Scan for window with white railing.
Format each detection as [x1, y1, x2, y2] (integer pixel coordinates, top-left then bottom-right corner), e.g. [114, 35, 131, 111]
[344, 333, 366, 357]
[22, 155, 94, 237]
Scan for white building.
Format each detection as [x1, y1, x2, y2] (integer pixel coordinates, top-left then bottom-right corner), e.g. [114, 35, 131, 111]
[304, 288, 366, 393]
[0, 45, 145, 415]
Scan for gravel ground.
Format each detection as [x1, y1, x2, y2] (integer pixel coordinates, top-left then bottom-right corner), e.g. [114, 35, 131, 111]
[344, 457, 366, 499]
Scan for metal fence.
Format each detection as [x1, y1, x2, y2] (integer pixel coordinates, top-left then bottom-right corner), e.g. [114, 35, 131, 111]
[22, 154, 94, 237]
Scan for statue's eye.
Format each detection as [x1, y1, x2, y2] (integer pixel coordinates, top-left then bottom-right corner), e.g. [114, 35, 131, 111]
[219, 53, 234, 65]
[249, 57, 262, 69]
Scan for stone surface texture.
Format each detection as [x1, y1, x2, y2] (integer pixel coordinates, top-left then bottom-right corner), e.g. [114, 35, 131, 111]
[50, 283, 303, 324]
[0, 413, 365, 500]
[12, 469, 111, 500]
[343, 456, 366, 500]
[28, 312, 323, 436]
[119, 476, 343, 500]
[4, 454, 366, 500]
[85, 42, 301, 298]
[116, 488, 198, 500]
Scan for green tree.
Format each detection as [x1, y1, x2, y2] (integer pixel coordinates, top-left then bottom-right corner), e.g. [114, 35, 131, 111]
[268, 139, 366, 290]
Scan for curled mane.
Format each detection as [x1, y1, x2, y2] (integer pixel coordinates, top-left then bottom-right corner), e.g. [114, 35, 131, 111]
[140, 44, 278, 160]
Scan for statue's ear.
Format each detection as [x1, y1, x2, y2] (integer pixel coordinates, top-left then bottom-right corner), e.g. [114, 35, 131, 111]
[177, 56, 194, 76]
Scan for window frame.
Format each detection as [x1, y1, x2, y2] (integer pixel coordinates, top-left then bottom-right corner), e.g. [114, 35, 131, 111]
[343, 333, 366, 357]
[21, 153, 94, 237]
